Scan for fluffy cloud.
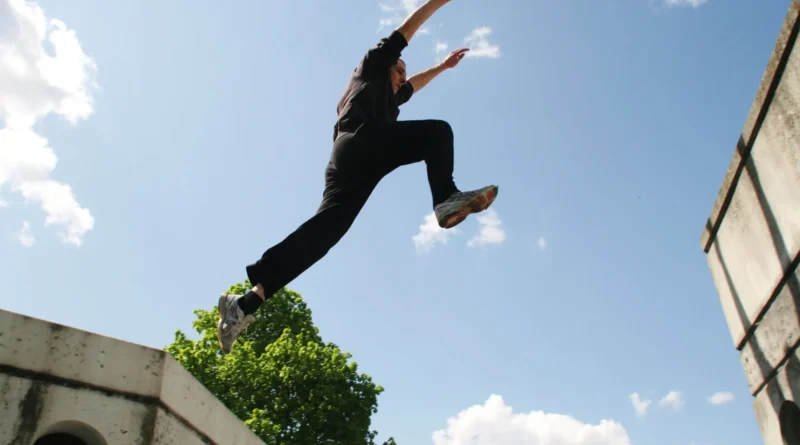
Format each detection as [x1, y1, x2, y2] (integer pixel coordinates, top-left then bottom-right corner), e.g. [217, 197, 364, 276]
[413, 212, 458, 254]
[435, 41, 449, 54]
[0, 0, 97, 245]
[464, 26, 501, 58]
[628, 393, 651, 418]
[664, 0, 708, 8]
[707, 391, 735, 405]
[658, 391, 685, 411]
[432, 395, 633, 445]
[467, 208, 506, 247]
[537, 236, 547, 250]
[17, 220, 34, 247]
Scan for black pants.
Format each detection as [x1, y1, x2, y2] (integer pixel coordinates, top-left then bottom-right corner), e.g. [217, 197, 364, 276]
[246, 119, 460, 295]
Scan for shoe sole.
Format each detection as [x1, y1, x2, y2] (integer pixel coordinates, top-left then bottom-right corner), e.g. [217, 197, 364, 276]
[217, 294, 230, 354]
[442, 185, 499, 229]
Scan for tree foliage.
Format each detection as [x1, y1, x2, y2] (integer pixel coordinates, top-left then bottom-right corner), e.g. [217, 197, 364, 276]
[165, 281, 396, 445]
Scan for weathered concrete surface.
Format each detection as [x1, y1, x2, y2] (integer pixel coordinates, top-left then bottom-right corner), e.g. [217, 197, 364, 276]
[700, 0, 800, 443]
[1, 373, 148, 445]
[0, 308, 265, 445]
[704, 0, 800, 349]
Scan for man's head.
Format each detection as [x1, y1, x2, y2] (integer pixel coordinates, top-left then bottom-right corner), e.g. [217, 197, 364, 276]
[390, 59, 407, 93]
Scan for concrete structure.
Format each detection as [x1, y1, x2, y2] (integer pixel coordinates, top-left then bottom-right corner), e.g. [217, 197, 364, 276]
[700, 0, 800, 443]
[0, 308, 265, 445]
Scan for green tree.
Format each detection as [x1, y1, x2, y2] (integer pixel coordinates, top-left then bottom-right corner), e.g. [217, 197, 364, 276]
[165, 281, 397, 445]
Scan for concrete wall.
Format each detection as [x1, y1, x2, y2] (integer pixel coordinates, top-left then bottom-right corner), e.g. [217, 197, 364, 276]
[700, 0, 800, 443]
[0, 308, 265, 445]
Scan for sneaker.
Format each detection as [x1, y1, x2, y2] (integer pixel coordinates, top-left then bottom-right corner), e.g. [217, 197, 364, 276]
[434, 185, 498, 229]
[217, 293, 255, 354]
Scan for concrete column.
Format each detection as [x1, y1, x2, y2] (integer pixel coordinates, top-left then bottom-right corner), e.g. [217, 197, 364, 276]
[700, 1, 800, 443]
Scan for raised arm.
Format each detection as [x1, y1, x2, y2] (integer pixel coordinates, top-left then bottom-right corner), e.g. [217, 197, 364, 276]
[407, 48, 469, 93]
[358, 0, 455, 84]
[396, 0, 451, 43]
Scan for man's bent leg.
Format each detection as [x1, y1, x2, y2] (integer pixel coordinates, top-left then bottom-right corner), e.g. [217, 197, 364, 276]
[374, 119, 460, 206]
[375, 119, 498, 229]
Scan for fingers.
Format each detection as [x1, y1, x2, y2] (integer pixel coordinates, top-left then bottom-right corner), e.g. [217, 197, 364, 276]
[447, 48, 468, 63]
[440, 47, 469, 69]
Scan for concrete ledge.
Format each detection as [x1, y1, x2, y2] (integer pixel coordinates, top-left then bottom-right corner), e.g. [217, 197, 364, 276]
[700, 2, 800, 441]
[702, 1, 800, 348]
[700, 0, 800, 253]
[0, 308, 265, 445]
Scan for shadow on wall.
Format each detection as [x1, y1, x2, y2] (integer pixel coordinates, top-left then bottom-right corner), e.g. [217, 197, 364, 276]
[780, 400, 800, 444]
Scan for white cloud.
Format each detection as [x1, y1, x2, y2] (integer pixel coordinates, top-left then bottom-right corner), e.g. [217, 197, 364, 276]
[0, 197, 8, 208]
[17, 220, 34, 247]
[467, 208, 506, 247]
[432, 394, 633, 445]
[464, 26, 501, 59]
[434, 41, 449, 54]
[707, 391, 735, 405]
[537, 236, 547, 250]
[413, 212, 458, 254]
[665, 0, 708, 8]
[659, 390, 685, 411]
[0, 0, 97, 246]
[628, 393, 651, 418]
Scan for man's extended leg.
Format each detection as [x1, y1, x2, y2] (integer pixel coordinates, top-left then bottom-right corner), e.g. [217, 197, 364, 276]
[217, 139, 380, 353]
[372, 119, 498, 228]
[247, 179, 377, 293]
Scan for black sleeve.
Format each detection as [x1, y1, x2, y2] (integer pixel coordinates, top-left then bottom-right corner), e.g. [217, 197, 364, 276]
[396, 82, 414, 106]
[357, 30, 409, 80]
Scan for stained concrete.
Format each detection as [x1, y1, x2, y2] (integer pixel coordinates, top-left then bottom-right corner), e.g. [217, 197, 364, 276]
[700, 0, 800, 443]
[0, 308, 265, 445]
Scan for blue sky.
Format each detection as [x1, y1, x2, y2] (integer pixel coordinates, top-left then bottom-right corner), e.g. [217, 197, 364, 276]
[0, 0, 792, 443]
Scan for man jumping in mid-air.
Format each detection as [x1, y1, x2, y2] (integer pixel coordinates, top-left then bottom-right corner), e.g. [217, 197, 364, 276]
[217, 0, 498, 353]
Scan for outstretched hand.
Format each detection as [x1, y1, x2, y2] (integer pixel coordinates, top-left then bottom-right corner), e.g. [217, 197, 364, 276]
[439, 48, 469, 69]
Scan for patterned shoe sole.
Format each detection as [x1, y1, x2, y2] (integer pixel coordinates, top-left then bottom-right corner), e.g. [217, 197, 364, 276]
[442, 185, 498, 229]
[217, 294, 229, 353]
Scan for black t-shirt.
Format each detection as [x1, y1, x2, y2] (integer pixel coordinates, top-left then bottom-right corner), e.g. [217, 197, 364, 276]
[333, 30, 415, 141]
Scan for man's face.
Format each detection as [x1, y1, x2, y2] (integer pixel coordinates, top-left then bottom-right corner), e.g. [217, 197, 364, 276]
[390, 59, 407, 94]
